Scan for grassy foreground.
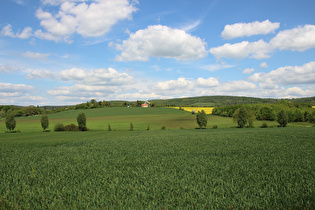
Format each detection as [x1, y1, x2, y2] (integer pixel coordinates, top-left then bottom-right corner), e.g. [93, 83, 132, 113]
[1, 127, 314, 208]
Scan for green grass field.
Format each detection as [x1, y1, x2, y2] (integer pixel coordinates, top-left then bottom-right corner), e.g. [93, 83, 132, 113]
[0, 128, 314, 208]
[0, 107, 312, 133]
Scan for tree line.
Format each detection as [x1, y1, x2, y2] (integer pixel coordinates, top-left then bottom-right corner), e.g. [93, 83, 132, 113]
[1, 96, 314, 119]
[0, 100, 156, 119]
[150, 96, 315, 107]
[231, 107, 290, 128]
[212, 101, 315, 124]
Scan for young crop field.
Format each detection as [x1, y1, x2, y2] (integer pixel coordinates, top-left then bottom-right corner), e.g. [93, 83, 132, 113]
[0, 127, 314, 208]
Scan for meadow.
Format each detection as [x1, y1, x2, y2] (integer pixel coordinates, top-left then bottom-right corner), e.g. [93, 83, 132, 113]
[1, 128, 314, 208]
[0, 107, 312, 133]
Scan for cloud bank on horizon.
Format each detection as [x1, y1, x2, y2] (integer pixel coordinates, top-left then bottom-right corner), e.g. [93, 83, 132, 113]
[0, 0, 315, 105]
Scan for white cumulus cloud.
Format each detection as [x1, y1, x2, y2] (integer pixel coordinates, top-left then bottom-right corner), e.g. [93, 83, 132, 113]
[154, 77, 194, 91]
[249, 61, 315, 86]
[260, 62, 268, 68]
[150, 78, 258, 98]
[25, 70, 56, 79]
[284, 87, 315, 97]
[47, 84, 121, 101]
[217, 80, 257, 92]
[115, 25, 207, 61]
[210, 40, 271, 59]
[46, 67, 136, 102]
[196, 77, 219, 87]
[221, 19, 280, 39]
[35, 0, 137, 42]
[59, 67, 134, 85]
[270, 24, 315, 51]
[0, 65, 21, 73]
[1, 24, 33, 39]
[0, 82, 42, 105]
[0, 82, 34, 93]
[211, 24, 315, 60]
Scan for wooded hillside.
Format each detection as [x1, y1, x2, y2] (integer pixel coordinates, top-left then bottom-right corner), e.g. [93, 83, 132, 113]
[150, 96, 315, 107]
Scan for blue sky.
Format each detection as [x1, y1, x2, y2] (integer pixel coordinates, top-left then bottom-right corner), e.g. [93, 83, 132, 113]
[0, 0, 315, 105]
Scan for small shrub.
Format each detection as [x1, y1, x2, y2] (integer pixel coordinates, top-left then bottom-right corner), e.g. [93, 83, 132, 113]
[129, 122, 134, 131]
[108, 124, 111, 131]
[146, 125, 150, 131]
[212, 125, 218, 129]
[64, 124, 78, 131]
[180, 127, 184, 130]
[261, 122, 268, 128]
[54, 123, 65, 132]
[161, 125, 166, 130]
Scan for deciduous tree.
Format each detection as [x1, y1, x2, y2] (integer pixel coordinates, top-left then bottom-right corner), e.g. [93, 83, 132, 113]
[77, 112, 87, 131]
[196, 110, 207, 129]
[233, 107, 248, 128]
[5, 110, 16, 132]
[41, 114, 49, 132]
[277, 110, 288, 127]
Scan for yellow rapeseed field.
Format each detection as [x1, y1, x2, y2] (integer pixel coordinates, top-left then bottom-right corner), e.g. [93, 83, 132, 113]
[170, 107, 214, 114]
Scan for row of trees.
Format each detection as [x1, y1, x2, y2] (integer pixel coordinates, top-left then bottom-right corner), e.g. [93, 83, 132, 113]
[232, 107, 295, 128]
[74, 99, 156, 110]
[4, 111, 87, 133]
[0, 98, 163, 119]
[197, 106, 299, 129]
[0, 100, 152, 119]
[212, 102, 315, 123]
[0, 105, 42, 118]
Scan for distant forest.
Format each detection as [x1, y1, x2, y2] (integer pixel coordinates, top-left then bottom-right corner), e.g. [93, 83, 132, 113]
[150, 96, 315, 107]
[0, 96, 314, 118]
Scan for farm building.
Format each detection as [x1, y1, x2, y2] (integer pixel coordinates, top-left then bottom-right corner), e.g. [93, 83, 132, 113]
[141, 101, 150, 107]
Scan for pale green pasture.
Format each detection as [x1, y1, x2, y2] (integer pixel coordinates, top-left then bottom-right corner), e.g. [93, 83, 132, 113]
[0, 107, 313, 133]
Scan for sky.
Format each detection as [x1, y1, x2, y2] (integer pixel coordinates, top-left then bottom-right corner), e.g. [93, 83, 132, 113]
[0, 0, 315, 106]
